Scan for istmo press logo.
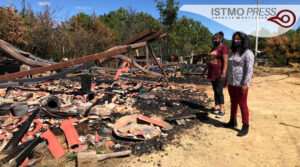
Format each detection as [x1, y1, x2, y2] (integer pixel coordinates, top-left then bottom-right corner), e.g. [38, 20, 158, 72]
[180, 5, 300, 37]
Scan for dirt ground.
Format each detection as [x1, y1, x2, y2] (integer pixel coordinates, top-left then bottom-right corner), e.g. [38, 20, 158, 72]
[112, 69, 300, 167]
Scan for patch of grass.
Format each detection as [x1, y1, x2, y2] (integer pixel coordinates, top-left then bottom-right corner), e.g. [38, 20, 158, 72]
[90, 145, 112, 154]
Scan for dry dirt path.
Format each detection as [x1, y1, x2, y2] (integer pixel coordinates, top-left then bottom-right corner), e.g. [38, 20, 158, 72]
[116, 74, 300, 167]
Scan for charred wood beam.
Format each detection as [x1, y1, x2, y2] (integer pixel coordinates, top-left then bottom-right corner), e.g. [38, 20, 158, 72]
[116, 76, 163, 85]
[0, 48, 127, 82]
[0, 40, 56, 65]
[0, 139, 34, 165]
[107, 42, 146, 52]
[77, 150, 131, 162]
[27, 53, 57, 65]
[97, 150, 131, 161]
[3, 106, 40, 151]
[12, 137, 43, 166]
[0, 138, 43, 166]
[0, 42, 146, 82]
[13, 62, 94, 83]
[0, 62, 94, 88]
[91, 62, 178, 72]
[122, 30, 166, 45]
[83, 98, 101, 117]
[139, 31, 165, 43]
[89, 68, 105, 77]
[123, 30, 154, 44]
[113, 55, 164, 78]
[0, 40, 49, 67]
[147, 44, 170, 85]
[0, 82, 19, 88]
[157, 33, 167, 40]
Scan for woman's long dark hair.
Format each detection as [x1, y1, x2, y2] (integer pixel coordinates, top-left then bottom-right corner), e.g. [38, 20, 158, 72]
[213, 31, 224, 41]
[212, 31, 224, 50]
[231, 31, 248, 55]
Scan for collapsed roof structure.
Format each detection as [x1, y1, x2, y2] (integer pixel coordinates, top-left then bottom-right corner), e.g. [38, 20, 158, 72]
[0, 30, 210, 166]
[0, 30, 169, 88]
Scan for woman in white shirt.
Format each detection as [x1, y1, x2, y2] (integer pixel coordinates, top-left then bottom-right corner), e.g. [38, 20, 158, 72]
[224, 31, 254, 137]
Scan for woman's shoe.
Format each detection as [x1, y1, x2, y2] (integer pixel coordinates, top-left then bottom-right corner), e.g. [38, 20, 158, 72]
[216, 111, 226, 118]
[223, 119, 237, 128]
[210, 108, 220, 114]
[237, 124, 249, 137]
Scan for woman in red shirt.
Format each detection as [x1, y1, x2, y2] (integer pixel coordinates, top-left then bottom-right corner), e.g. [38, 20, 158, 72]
[202, 31, 229, 118]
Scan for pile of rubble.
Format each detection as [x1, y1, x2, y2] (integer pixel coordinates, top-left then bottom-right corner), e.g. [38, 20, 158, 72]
[0, 77, 210, 166]
[0, 30, 212, 166]
[120, 63, 209, 85]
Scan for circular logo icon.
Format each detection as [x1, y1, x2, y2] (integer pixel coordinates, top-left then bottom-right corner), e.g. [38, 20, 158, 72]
[267, 9, 296, 28]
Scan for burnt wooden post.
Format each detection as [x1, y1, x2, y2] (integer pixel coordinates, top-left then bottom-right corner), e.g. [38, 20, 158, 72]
[146, 45, 149, 69]
[80, 74, 92, 94]
[147, 43, 169, 85]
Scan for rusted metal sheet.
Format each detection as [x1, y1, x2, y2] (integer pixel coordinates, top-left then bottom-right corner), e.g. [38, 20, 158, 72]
[0, 40, 50, 67]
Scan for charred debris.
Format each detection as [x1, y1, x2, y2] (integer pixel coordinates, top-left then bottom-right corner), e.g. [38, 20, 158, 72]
[0, 30, 211, 166]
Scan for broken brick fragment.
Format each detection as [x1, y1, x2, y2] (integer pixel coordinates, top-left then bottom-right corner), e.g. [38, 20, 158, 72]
[137, 114, 165, 128]
[21, 157, 29, 167]
[60, 118, 84, 152]
[40, 128, 65, 159]
[0, 134, 6, 140]
[106, 141, 115, 147]
[95, 133, 99, 143]
[22, 120, 44, 142]
[43, 82, 50, 86]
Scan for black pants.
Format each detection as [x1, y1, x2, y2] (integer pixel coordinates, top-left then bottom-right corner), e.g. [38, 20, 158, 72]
[211, 78, 224, 105]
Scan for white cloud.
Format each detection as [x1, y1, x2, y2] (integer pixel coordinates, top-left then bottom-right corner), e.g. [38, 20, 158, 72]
[75, 6, 91, 10]
[38, 1, 51, 6]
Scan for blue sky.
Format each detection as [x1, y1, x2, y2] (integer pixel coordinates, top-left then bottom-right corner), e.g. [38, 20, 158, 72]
[1, 0, 300, 39]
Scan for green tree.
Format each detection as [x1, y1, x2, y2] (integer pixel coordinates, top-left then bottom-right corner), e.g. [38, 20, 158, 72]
[136, 12, 160, 31]
[168, 16, 212, 59]
[99, 7, 129, 44]
[69, 12, 92, 31]
[58, 12, 114, 59]
[155, 0, 179, 30]
[100, 7, 161, 44]
[155, 0, 179, 60]
[248, 35, 268, 52]
[155, 0, 213, 61]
